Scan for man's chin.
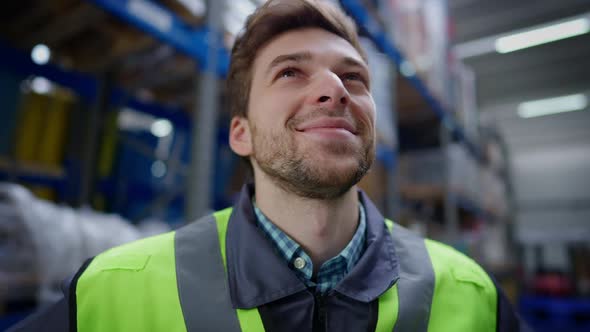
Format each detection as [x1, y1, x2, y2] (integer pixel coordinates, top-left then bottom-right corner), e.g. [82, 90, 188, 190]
[252, 141, 373, 200]
[284, 165, 367, 199]
[300, 139, 362, 157]
[278, 179, 357, 200]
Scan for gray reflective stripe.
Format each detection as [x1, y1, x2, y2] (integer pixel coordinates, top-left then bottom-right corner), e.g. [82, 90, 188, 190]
[175, 215, 242, 332]
[390, 223, 435, 332]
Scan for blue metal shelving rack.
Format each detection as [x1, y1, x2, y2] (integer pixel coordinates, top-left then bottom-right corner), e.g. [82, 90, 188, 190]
[339, 0, 484, 162]
[89, 0, 483, 160]
[0, 41, 189, 201]
[89, 0, 230, 77]
[0, 0, 491, 219]
[338, 0, 493, 223]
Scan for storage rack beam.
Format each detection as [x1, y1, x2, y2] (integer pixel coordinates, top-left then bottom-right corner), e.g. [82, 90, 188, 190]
[0, 42, 188, 126]
[0, 170, 66, 194]
[88, 0, 230, 77]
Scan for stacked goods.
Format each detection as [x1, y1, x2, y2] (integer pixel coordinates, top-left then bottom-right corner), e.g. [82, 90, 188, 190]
[358, 159, 389, 212]
[94, 111, 121, 210]
[397, 144, 480, 204]
[361, 38, 397, 148]
[480, 167, 504, 217]
[478, 132, 510, 219]
[14, 93, 46, 164]
[450, 59, 479, 141]
[38, 94, 71, 167]
[398, 148, 445, 187]
[13, 90, 74, 200]
[485, 138, 507, 174]
[387, 0, 451, 105]
[447, 144, 480, 201]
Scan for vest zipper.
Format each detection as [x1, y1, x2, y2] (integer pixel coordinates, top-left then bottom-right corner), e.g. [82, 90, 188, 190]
[313, 293, 327, 332]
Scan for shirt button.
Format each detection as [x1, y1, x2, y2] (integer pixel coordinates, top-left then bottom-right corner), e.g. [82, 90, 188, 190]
[294, 257, 306, 270]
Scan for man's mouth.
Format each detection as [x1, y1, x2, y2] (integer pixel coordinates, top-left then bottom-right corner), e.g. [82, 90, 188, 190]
[295, 117, 358, 135]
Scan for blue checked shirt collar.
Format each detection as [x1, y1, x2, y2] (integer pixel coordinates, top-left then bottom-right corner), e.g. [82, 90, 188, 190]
[253, 200, 367, 294]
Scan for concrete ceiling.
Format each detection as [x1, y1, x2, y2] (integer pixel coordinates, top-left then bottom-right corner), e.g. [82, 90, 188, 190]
[449, 0, 590, 109]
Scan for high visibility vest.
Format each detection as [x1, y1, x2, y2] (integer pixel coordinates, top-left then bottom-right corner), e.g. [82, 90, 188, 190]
[72, 208, 497, 331]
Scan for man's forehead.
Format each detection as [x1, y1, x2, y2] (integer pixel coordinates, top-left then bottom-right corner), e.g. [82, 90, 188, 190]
[254, 28, 366, 68]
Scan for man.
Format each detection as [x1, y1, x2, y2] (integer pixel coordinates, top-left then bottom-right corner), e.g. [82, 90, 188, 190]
[12, 0, 527, 331]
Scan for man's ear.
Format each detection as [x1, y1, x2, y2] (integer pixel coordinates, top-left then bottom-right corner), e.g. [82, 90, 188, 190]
[229, 116, 252, 157]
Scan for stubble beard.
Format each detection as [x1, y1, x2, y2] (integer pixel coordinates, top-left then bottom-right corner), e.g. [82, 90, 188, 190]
[250, 122, 375, 200]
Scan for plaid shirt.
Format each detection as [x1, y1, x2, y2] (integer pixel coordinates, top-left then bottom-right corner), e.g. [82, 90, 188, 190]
[253, 201, 366, 294]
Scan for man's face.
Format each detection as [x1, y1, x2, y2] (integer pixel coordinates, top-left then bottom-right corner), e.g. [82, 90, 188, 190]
[230, 28, 376, 199]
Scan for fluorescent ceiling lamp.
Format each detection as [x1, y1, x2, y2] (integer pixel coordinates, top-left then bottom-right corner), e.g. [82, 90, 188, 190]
[517, 94, 588, 118]
[455, 13, 590, 58]
[495, 18, 590, 53]
[225, 0, 258, 36]
[234, 0, 256, 18]
[224, 12, 245, 36]
[118, 108, 155, 131]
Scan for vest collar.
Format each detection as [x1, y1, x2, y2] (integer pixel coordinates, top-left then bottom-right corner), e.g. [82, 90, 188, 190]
[225, 184, 399, 309]
[333, 190, 400, 302]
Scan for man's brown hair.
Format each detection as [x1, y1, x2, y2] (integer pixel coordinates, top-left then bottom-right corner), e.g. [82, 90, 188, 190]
[227, 0, 367, 119]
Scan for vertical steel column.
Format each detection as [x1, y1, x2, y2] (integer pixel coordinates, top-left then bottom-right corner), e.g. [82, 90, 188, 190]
[186, 0, 225, 221]
[386, 65, 400, 219]
[373, 0, 401, 219]
[441, 123, 459, 243]
[79, 71, 112, 206]
[439, 0, 459, 244]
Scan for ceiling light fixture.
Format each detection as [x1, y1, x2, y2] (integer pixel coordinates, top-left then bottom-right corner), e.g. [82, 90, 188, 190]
[175, 0, 205, 16]
[495, 17, 590, 54]
[31, 44, 51, 65]
[399, 60, 416, 77]
[151, 160, 167, 178]
[31, 77, 53, 94]
[151, 119, 173, 137]
[517, 93, 588, 118]
[454, 13, 590, 58]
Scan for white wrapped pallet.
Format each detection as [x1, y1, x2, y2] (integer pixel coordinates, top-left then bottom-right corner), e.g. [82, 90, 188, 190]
[0, 183, 170, 304]
[387, 0, 450, 104]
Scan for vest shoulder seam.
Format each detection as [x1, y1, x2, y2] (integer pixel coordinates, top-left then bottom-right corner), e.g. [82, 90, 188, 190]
[425, 239, 495, 291]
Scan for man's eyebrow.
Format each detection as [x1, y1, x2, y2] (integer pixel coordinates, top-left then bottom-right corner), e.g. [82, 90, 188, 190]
[341, 56, 368, 71]
[266, 52, 312, 76]
[341, 56, 371, 87]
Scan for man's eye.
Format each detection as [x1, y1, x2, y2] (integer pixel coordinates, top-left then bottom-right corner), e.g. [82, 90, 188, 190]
[279, 68, 297, 78]
[342, 72, 363, 82]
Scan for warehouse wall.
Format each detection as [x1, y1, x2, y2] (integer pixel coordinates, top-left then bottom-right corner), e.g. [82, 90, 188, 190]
[512, 140, 590, 243]
[482, 96, 590, 270]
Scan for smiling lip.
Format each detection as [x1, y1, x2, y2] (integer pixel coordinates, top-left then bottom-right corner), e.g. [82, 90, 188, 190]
[295, 118, 358, 135]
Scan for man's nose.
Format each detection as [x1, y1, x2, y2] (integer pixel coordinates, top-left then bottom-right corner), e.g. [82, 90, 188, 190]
[310, 72, 350, 108]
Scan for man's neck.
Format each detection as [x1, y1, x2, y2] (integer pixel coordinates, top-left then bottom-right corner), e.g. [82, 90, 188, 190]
[253, 176, 360, 270]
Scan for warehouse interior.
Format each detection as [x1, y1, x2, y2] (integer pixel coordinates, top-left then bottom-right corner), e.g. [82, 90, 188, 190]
[0, 0, 589, 330]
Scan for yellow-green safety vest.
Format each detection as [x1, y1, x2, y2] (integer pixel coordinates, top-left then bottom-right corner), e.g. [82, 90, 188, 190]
[72, 208, 497, 331]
